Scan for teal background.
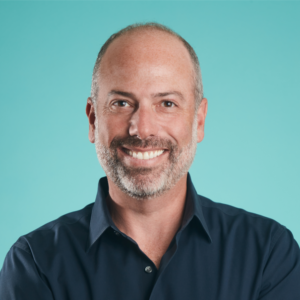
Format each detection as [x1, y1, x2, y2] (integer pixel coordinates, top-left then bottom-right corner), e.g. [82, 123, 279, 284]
[0, 1, 299, 265]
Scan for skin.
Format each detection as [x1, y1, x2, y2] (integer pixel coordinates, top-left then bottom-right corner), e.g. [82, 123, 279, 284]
[86, 29, 208, 268]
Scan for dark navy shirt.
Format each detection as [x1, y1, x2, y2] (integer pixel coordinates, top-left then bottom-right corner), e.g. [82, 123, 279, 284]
[1, 174, 300, 299]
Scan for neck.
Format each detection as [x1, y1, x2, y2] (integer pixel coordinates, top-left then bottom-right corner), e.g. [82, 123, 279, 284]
[106, 174, 188, 268]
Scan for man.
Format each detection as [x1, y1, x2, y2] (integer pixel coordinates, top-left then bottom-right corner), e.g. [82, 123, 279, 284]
[0, 23, 299, 299]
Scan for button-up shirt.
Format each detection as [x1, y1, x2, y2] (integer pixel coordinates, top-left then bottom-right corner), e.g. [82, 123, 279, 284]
[1, 174, 300, 299]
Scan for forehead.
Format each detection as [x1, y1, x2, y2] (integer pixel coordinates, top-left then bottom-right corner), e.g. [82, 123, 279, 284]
[98, 29, 195, 88]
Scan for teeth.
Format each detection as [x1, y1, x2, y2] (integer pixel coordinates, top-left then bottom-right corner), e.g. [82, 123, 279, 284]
[127, 149, 164, 160]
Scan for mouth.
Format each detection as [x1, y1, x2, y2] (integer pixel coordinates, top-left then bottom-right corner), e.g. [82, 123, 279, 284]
[122, 147, 166, 160]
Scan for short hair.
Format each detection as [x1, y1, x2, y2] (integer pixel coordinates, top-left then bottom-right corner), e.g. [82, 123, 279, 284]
[91, 22, 203, 109]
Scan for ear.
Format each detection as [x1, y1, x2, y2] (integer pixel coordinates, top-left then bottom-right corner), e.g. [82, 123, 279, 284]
[86, 97, 96, 144]
[196, 98, 208, 143]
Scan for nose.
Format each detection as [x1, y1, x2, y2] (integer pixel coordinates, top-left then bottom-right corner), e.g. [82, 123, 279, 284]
[129, 105, 159, 139]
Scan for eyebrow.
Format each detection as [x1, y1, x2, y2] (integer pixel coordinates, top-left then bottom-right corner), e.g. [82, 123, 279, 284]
[107, 90, 185, 101]
[107, 90, 136, 99]
[152, 91, 185, 101]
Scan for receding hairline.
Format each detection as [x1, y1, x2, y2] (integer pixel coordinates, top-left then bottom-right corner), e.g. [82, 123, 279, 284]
[101, 25, 190, 58]
[100, 27, 193, 68]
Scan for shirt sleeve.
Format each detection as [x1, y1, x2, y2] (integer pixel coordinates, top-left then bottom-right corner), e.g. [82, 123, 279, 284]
[258, 227, 300, 300]
[0, 243, 54, 300]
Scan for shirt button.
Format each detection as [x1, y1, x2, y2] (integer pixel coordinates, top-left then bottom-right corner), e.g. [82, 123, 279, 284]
[145, 266, 153, 274]
[114, 231, 120, 236]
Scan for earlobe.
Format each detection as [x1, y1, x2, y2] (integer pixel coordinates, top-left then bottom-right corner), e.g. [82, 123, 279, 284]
[86, 97, 96, 144]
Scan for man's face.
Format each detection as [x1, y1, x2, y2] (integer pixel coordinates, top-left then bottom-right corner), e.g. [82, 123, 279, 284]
[87, 30, 207, 199]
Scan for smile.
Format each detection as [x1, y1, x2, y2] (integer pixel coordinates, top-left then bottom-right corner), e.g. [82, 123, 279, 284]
[124, 149, 165, 160]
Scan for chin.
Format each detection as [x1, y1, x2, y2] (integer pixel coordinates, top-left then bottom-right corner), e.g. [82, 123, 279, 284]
[118, 176, 169, 200]
[115, 165, 173, 200]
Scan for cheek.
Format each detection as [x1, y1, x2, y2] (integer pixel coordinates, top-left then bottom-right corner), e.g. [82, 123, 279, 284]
[162, 115, 195, 147]
[96, 113, 130, 146]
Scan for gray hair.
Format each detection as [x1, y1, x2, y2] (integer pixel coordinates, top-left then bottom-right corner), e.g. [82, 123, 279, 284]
[91, 22, 203, 109]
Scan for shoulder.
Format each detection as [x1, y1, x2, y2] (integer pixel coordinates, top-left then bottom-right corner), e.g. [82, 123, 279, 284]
[197, 195, 300, 298]
[198, 195, 286, 249]
[12, 203, 94, 256]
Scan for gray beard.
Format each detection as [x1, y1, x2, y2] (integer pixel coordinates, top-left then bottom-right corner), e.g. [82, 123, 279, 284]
[94, 118, 197, 200]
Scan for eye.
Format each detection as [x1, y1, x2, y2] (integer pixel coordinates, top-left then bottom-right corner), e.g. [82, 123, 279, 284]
[161, 101, 175, 108]
[113, 100, 130, 107]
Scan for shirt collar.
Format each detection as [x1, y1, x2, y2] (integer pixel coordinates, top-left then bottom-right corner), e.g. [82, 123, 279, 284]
[184, 173, 212, 243]
[87, 173, 211, 251]
[87, 177, 114, 251]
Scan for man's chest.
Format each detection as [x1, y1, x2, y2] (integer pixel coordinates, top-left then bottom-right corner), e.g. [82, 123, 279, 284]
[40, 228, 264, 300]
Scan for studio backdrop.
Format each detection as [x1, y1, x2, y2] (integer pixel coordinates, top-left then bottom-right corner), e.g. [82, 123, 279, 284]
[0, 1, 299, 265]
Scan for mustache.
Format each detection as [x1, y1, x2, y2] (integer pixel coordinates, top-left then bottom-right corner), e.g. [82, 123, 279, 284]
[110, 136, 177, 151]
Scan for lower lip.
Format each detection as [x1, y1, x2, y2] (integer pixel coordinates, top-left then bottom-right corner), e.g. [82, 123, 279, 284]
[118, 147, 168, 166]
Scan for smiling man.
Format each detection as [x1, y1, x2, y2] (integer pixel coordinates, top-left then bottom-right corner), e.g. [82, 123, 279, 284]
[1, 23, 300, 300]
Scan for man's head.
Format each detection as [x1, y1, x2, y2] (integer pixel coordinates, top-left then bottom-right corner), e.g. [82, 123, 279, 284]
[91, 23, 203, 110]
[86, 23, 208, 200]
